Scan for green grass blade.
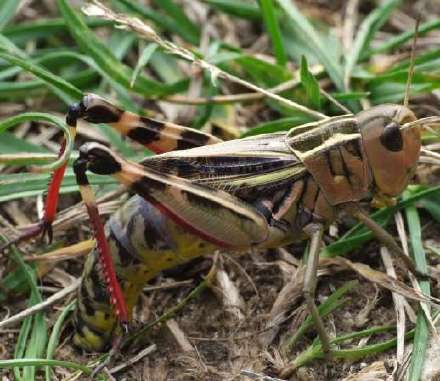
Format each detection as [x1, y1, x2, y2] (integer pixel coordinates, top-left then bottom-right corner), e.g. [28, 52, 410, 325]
[364, 19, 440, 58]
[131, 43, 158, 87]
[259, 0, 287, 66]
[241, 115, 312, 137]
[9, 249, 47, 381]
[0, 113, 73, 172]
[154, 0, 200, 44]
[0, 50, 83, 102]
[3, 18, 113, 43]
[0, 0, 20, 30]
[289, 325, 401, 370]
[275, 0, 344, 90]
[57, 0, 185, 97]
[0, 170, 117, 202]
[344, 0, 401, 89]
[112, 0, 198, 44]
[300, 55, 321, 110]
[201, 0, 261, 20]
[418, 196, 440, 223]
[0, 132, 48, 154]
[45, 302, 76, 381]
[0, 359, 91, 375]
[236, 55, 293, 86]
[13, 309, 31, 380]
[404, 192, 431, 381]
[284, 280, 358, 351]
[321, 186, 440, 258]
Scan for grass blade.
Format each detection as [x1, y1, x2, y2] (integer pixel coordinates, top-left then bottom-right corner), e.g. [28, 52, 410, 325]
[259, 0, 287, 66]
[112, 0, 198, 44]
[130, 43, 158, 87]
[45, 302, 76, 381]
[0, 47, 83, 103]
[201, 0, 261, 20]
[57, 0, 185, 97]
[0, 113, 73, 172]
[363, 18, 440, 58]
[300, 55, 321, 110]
[321, 186, 440, 258]
[404, 191, 431, 381]
[3, 18, 112, 43]
[283, 280, 358, 351]
[241, 115, 312, 137]
[275, 0, 344, 90]
[10, 248, 47, 381]
[0, 170, 117, 202]
[0, 359, 91, 375]
[344, 0, 401, 89]
[285, 325, 408, 372]
[0, 0, 20, 30]
[154, 0, 200, 44]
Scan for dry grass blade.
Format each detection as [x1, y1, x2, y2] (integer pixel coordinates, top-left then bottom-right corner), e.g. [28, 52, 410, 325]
[166, 319, 194, 353]
[420, 336, 440, 381]
[240, 369, 285, 381]
[380, 246, 406, 364]
[340, 361, 388, 381]
[214, 269, 246, 321]
[108, 344, 157, 374]
[323, 257, 440, 307]
[24, 239, 94, 263]
[259, 265, 305, 347]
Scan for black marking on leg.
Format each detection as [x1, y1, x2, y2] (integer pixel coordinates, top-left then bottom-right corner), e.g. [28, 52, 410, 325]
[127, 117, 165, 145]
[176, 129, 211, 150]
[85, 105, 122, 124]
[73, 158, 89, 186]
[79, 144, 122, 175]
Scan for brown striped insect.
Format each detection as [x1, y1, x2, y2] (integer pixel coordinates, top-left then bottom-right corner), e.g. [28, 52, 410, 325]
[52, 93, 435, 357]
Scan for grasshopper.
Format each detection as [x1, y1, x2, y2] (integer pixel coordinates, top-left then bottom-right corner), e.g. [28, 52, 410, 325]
[56, 93, 434, 357]
[0, 17, 436, 362]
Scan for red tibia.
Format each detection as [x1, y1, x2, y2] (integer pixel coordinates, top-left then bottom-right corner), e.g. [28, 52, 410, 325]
[85, 202, 129, 324]
[43, 140, 67, 226]
[0, 139, 69, 252]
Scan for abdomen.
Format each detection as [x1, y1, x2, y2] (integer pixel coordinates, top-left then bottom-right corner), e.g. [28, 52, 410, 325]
[73, 195, 216, 351]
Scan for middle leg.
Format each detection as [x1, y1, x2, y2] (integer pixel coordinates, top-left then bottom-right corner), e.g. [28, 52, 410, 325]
[302, 223, 333, 355]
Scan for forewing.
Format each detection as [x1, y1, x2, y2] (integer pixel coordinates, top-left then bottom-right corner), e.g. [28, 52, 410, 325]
[140, 132, 306, 201]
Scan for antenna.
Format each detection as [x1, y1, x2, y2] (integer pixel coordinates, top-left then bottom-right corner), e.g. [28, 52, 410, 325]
[403, 18, 420, 108]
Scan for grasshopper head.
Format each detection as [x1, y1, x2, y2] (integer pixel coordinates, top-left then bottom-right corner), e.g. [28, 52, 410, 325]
[357, 104, 420, 205]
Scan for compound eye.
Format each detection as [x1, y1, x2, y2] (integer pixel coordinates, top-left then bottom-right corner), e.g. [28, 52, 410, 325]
[379, 121, 403, 152]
